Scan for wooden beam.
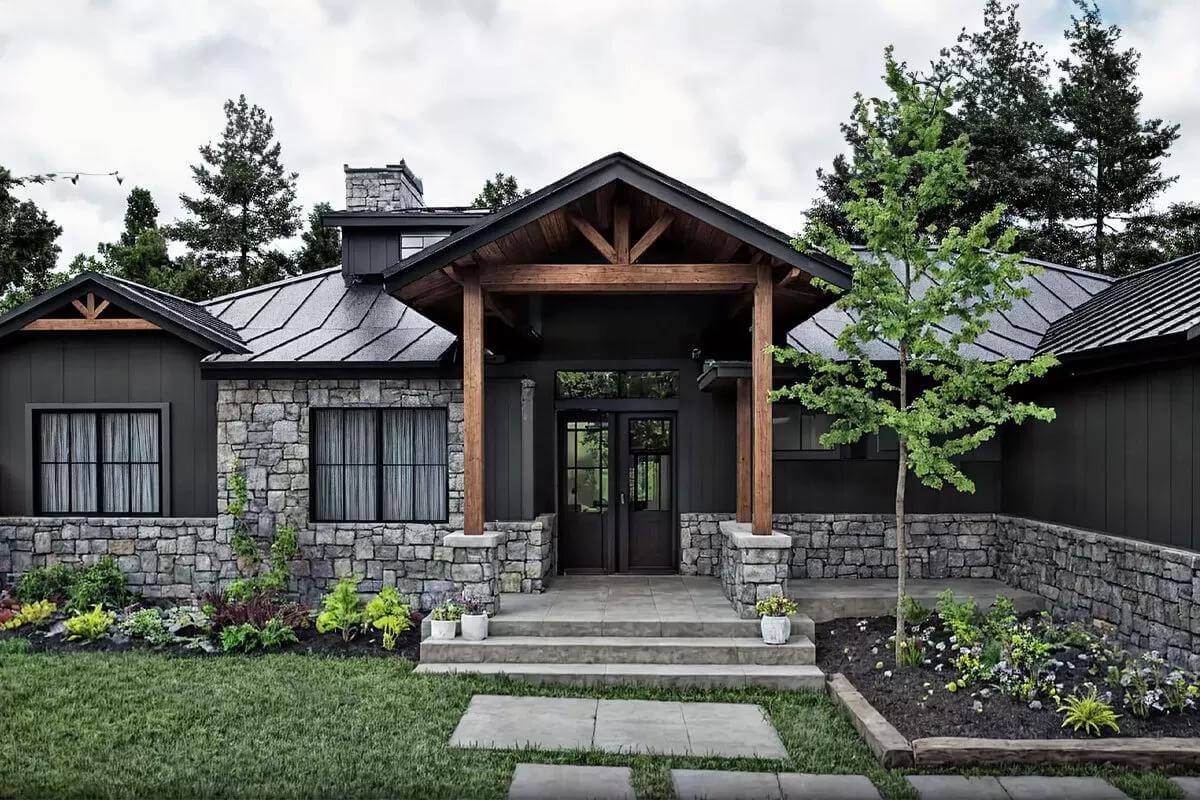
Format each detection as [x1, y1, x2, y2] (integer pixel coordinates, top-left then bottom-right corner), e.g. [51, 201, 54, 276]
[22, 318, 160, 331]
[613, 203, 630, 264]
[462, 264, 485, 535]
[752, 262, 773, 534]
[480, 263, 758, 293]
[736, 377, 752, 524]
[567, 212, 618, 264]
[629, 213, 674, 263]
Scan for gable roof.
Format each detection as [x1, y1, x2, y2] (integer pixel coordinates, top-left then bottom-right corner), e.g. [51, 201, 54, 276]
[1036, 252, 1200, 357]
[0, 271, 248, 354]
[788, 253, 1115, 362]
[383, 151, 852, 292]
[200, 268, 454, 367]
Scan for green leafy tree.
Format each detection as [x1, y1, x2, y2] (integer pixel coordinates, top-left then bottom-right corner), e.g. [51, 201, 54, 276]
[0, 167, 64, 312]
[169, 94, 300, 290]
[294, 202, 341, 274]
[1114, 202, 1200, 268]
[1053, 1, 1180, 274]
[774, 51, 1057, 666]
[473, 172, 531, 211]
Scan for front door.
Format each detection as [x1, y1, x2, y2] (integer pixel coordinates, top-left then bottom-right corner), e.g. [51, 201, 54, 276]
[558, 412, 676, 573]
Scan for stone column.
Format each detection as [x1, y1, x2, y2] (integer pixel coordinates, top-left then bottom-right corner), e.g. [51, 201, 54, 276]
[719, 520, 791, 619]
[442, 531, 504, 615]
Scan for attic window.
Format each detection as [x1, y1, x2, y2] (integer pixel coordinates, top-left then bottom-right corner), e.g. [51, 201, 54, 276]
[400, 232, 449, 260]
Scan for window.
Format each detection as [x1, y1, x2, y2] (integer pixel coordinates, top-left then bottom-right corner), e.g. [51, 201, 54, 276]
[563, 419, 608, 513]
[772, 405, 835, 453]
[36, 410, 162, 515]
[400, 232, 449, 260]
[312, 408, 448, 522]
[555, 370, 679, 400]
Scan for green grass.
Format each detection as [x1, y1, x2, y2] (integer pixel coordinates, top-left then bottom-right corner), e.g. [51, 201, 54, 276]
[0, 651, 1187, 800]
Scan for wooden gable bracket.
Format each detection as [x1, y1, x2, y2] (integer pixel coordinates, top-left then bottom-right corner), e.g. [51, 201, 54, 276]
[567, 211, 618, 264]
[630, 213, 674, 263]
[23, 292, 160, 331]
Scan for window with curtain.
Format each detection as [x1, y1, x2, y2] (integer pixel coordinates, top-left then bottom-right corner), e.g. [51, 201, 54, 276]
[36, 410, 161, 515]
[312, 408, 448, 522]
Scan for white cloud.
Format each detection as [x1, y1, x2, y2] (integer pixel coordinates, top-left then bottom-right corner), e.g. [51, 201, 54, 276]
[2, 0, 1197, 265]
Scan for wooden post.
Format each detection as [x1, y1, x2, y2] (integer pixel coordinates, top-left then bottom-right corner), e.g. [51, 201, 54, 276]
[462, 265, 485, 535]
[752, 263, 773, 534]
[736, 377, 752, 523]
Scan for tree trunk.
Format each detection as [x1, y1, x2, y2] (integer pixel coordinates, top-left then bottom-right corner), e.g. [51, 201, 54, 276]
[894, 341, 908, 668]
[1094, 150, 1105, 274]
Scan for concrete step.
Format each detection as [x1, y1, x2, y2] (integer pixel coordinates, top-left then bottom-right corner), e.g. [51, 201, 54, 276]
[791, 578, 1048, 623]
[419, 635, 816, 666]
[421, 615, 815, 640]
[414, 661, 826, 690]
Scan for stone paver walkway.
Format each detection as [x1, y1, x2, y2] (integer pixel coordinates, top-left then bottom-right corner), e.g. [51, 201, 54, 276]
[450, 695, 787, 758]
[672, 770, 882, 800]
[908, 774, 1131, 799]
[508, 764, 635, 800]
[1175, 777, 1200, 800]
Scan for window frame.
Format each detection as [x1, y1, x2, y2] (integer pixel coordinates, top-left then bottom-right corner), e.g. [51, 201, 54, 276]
[399, 231, 451, 261]
[771, 403, 842, 461]
[25, 402, 170, 517]
[554, 369, 680, 401]
[309, 406, 450, 524]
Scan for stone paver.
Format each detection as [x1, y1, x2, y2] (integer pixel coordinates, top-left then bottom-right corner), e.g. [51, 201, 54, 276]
[672, 769, 781, 800]
[777, 773, 881, 800]
[907, 775, 1010, 799]
[451, 695, 786, 758]
[1173, 778, 1200, 800]
[508, 764, 635, 800]
[997, 776, 1130, 800]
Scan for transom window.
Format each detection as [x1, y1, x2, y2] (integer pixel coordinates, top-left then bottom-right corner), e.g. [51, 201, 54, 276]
[311, 408, 448, 522]
[772, 405, 835, 452]
[400, 232, 449, 260]
[36, 410, 162, 515]
[555, 370, 679, 400]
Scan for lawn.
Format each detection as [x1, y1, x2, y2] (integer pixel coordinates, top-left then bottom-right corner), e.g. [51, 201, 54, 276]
[0, 649, 1184, 800]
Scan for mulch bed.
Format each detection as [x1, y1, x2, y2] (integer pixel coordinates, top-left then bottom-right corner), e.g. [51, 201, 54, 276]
[815, 615, 1200, 741]
[1, 622, 422, 661]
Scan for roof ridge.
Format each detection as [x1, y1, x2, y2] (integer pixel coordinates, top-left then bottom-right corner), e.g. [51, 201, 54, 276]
[202, 267, 340, 305]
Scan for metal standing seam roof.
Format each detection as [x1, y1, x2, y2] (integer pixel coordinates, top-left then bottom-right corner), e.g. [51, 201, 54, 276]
[199, 267, 455, 366]
[101, 273, 246, 347]
[1036, 252, 1200, 357]
[787, 254, 1115, 362]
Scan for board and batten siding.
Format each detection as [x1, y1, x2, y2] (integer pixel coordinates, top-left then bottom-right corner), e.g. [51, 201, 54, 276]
[0, 332, 218, 517]
[1003, 356, 1200, 551]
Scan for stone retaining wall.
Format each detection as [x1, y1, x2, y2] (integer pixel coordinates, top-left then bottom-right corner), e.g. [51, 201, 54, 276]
[494, 514, 557, 593]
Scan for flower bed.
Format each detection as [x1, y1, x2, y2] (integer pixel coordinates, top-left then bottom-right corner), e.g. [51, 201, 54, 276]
[815, 591, 1200, 741]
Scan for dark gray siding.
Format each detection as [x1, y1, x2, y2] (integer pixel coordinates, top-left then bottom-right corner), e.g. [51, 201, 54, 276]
[1003, 356, 1200, 550]
[342, 228, 400, 281]
[775, 457, 1000, 514]
[485, 378, 534, 520]
[0, 332, 217, 516]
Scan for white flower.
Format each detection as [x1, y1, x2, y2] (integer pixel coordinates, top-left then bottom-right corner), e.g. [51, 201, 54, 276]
[884, 670, 893, 678]
[973, 700, 984, 713]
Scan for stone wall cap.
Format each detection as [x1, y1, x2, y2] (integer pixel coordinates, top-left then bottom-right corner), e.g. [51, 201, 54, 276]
[443, 531, 505, 548]
[719, 520, 792, 549]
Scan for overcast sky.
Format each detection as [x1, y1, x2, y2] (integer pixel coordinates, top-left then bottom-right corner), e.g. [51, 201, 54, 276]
[3, 0, 1198, 265]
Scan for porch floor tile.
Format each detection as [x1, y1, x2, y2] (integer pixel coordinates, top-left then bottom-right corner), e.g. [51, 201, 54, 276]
[501, 576, 744, 627]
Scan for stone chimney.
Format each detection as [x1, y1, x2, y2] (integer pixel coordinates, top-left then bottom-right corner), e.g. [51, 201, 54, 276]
[344, 161, 425, 212]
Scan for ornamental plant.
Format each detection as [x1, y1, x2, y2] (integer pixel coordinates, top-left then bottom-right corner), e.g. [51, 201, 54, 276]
[431, 599, 464, 622]
[219, 618, 298, 653]
[755, 595, 798, 618]
[315, 576, 365, 642]
[364, 587, 414, 651]
[772, 50, 1056, 665]
[15, 563, 76, 604]
[224, 465, 301, 600]
[65, 605, 116, 641]
[1058, 684, 1121, 736]
[67, 557, 130, 612]
[121, 608, 173, 646]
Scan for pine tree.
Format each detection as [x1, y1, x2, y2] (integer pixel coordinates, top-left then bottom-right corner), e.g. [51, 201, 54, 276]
[294, 203, 341, 274]
[170, 94, 300, 290]
[473, 173, 531, 211]
[120, 187, 159, 247]
[1053, 1, 1180, 275]
[0, 166, 64, 312]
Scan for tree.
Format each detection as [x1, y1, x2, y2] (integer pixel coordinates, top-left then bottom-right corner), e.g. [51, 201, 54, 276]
[473, 173, 531, 211]
[0, 166, 64, 312]
[1053, 1, 1180, 275]
[294, 203, 341, 274]
[120, 187, 159, 247]
[774, 51, 1057, 666]
[169, 94, 300, 290]
[1111, 202, 1200, 270]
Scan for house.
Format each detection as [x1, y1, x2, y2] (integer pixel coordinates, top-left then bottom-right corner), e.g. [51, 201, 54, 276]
[1, 153, 1199, 668]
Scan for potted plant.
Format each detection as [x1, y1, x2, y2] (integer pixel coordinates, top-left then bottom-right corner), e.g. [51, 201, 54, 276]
[755, 595, 798, 645]
[459, 591, 489, 641]
[430, 598, 463, 640]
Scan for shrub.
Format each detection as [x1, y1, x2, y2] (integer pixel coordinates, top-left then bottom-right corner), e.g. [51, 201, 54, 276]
[17, 600, 56, 626]
[67, 557, 130, 611]
[122, 608, 172, 646]
[1058, 684, 1121, 736]
[364, 587, 414, 651]
[204, 591, 309, 631]
[164, 605, 213, 636]
[65, 605, 116, 641]
[16, 564, 76, 604]
[219, 618, 299, 653]
[431, 599, 464, 622]
[901, 595, 931, 626]
[754, 595, 798, 618]
[982, 595, 1017, 641]
[935, 589, 980, 646]
[897, 635, 925, 667]
[316, 577, 364, 642]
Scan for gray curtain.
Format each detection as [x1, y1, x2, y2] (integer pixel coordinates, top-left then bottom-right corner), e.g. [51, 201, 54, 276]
[344, 409, 377, 520]
[383, 408, 446, 521]
[100, 412, 160, 514]
[314, 409, 377, 521]
[40, 410, 159, 515]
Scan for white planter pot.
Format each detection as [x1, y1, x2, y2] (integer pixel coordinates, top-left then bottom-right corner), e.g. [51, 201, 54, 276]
[760, 615, 791, 645]
[430, 619, 457, 640]
[461, 613, 489, 641]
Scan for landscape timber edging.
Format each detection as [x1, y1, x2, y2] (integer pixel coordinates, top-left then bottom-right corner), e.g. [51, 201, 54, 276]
[825, 673, 913, 768]
[828, 672, 1200, 770]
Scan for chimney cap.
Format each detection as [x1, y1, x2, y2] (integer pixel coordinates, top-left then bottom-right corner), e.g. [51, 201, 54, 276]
[343, 160, 424, 195]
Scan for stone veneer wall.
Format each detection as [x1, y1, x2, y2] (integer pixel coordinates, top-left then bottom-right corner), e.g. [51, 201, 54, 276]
[494, 515, 557, 593]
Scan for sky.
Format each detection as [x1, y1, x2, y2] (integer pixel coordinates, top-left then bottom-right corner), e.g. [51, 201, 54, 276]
[3, 0, 1199, 265]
